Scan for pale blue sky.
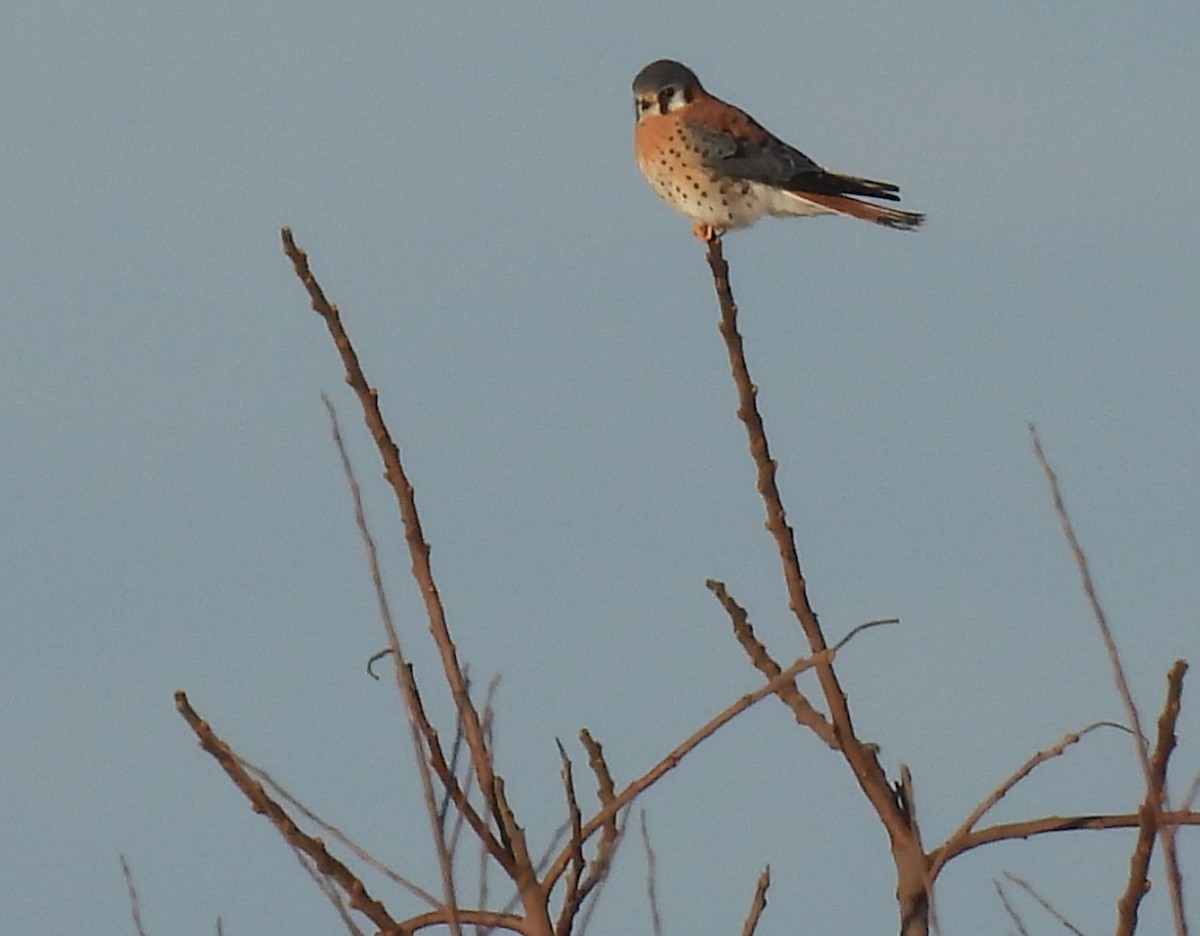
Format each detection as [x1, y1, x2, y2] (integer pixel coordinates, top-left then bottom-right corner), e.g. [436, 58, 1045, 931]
[3, 2, 1198, 934]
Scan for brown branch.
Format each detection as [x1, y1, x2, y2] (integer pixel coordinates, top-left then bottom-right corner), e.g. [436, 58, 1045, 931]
[554, 741, 586, 936]
[993, 879, 1032, 936]
[323, 394, 465, 932]
[932, 721, 1127, 878]
[544, 650, 835, 891]
[934, 809, 1200, 864]
[575, 814, 628, 936]
[1031, 427, 1191, 934]
[704, 237, 923, 933]
[240, 753, 438, 907]
[292, 845, 367, 936]
[575, 729, 619, 905]
[174, 691, 407, 936]
[1116, 660, 1188, 936]
[120, 855, 149, 936]
[282, 229, 498, 834]
[707, 579, 836, 747]
[1030, 425, 1152, 782]
[402, 908, 528, 935]
[740, 866, 771, 936]
[639, 811, 663, 936]
[1002, 871, 1086, 936]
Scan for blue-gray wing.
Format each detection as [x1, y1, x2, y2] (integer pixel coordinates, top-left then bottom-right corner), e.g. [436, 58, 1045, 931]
[688, 123, 902, 201]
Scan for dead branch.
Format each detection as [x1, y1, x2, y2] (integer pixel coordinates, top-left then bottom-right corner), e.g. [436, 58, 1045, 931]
[174, 691, 407, 936]
[120, 855, 149, 936]
[1116, 660, 1188, 936]
[579, 729, 618, 884]
[704, 236, 927, 934]
[401, 908, 527, 935]
[932, 721, 1128, 878]
[323, 393, 463, 932]
[1001, 871, 1085, 936]
[554, 742, 586, 936]
[993, 878, 1032, 936]
[934, 809, 1200, 863]
[740, 866, 771, 936]
[283, 229, 498, 836]
[293, 846, 367, 936]
[639, 811, 663, 936]
[1030, 425, 1152, 782]
[707, 578, 836, 747]
[241, 754, 437, 907]
[544, 650, 834, 891]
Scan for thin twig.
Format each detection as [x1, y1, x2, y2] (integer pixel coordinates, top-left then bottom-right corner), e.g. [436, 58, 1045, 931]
[576, 814, 628, 936]
[1002, 871, 1086, 936]
[640, 811, 663, 936]
[555, 741, 586, 936]
[707, 578, 836, 747]
[239, 753, 436, 905]
[1029, 426, 1152, 782]
[934, 809, 1200, 863]
[1116, 661, 1188, 936]
[740, 866, 771, 936]
[120, 855, 149, 936]
[292, 845, 367, 936]
[283, 229, 499, 835]
[400, 909, 527, 935]
[932, 721, 1127, 878]
[174, 691, 407, 936]
[993, 879, 1032, 936]
[545, 649, 835, 890]
[705, 237, 925, 934]
[323, 394, 463, 932]
[1030, 427, 1191, 935]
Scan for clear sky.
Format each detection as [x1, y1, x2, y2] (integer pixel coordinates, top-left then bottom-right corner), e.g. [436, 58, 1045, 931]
[3, 2, 1198, 934]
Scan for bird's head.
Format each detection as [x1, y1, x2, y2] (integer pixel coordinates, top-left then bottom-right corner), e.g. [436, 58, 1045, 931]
[632, 59, 704, 121]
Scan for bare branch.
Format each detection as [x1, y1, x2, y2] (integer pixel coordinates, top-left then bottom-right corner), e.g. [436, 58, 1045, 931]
[740, 866, 771, 936]
[1116, 660, 1188, 936]
[292, 846, 367, 936]
[283, 229, 499, 835]
[932, 721, 1128, 878]
[323, 394, 463, 933]
[993, 878, 1032, 936]
[707, 578, 836, 747]
[120, 855, 149, 936]
[545, 650, 833, 891]
[705, 236, 925, 935]
[577, 730, 619, 900]
[1001, 871, 1086, 936]
[1029, 425, 1152, 783]
[554, 741, 586, 936]
[174, 691, 407, 936]
[935, 809, 1200, 863]
[241, 754, 438, 906]
[401, 908, 528, 935]
[639, 811, 663, 936]
[576, 814, 628, 936]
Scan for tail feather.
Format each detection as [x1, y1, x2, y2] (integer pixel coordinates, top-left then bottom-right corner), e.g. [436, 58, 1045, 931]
[827, 172, 902, 202]
[796, 191, 925, 231]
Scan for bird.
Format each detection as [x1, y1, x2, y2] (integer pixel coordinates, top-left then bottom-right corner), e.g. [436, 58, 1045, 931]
[632, 59, 924, 241]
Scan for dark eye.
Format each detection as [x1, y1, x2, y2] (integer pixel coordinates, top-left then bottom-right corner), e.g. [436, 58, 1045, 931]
[662, 85, 676, 97]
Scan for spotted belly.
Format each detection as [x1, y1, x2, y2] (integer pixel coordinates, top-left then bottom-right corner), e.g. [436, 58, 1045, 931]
[637, 159, 834, 229]
[637, 160, 769, 228]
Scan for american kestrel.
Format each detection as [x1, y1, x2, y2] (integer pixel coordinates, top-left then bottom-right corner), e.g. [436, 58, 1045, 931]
[632, 59, 924, 241]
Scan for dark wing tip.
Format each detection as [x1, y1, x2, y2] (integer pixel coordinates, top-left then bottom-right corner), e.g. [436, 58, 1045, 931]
[878, 209, 925, 231]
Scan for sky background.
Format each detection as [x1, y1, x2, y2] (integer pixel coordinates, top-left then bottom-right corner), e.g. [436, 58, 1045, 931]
[3, 2, 1199, 934]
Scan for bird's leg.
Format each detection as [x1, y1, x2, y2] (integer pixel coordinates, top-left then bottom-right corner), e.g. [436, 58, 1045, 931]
[691, 223, 724, 243]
